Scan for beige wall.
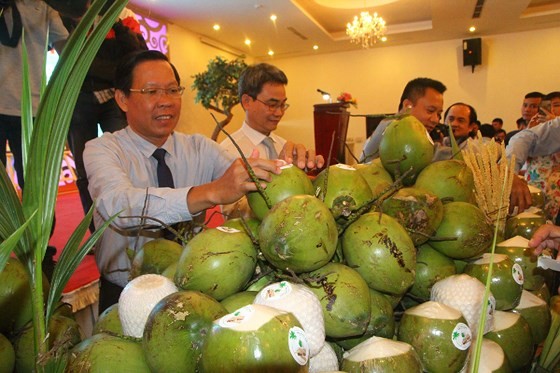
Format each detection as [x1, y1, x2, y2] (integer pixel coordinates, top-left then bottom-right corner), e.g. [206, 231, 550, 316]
[168, 24, 559, 155]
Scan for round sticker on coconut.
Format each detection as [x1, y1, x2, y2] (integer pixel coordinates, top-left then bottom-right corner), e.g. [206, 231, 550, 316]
[260, 281, 292, 301]
[451, 323, 472, 351]
[288, 326, 309, 366]
[217, 226, 241, 234]
[218, 305, 254, 328]
[512, 263, 524, 285]
[335, 164, 356, 171]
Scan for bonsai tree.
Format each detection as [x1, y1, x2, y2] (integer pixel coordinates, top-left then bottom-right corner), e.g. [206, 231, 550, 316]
[191, 56, 247, 141]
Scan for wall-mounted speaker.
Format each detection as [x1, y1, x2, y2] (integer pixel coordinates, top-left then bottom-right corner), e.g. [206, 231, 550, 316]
[463, 38, 481, 72]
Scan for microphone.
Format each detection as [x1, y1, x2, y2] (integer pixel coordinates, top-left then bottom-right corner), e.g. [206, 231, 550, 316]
[317, 88, 331, 101]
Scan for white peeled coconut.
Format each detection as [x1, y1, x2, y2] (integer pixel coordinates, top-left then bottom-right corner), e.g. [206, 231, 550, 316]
[254, 281, 325, 357]
[118, 274, 178, 338]
[309, 342, 339, 373]
[431, 273, 495, 335]
[341, 336, 422, 372]
[513, 289, 551, 344]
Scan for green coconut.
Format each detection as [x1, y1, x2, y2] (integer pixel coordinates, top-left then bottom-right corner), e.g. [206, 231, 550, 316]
[414, 159, 475, 203]
[512, 290, 551, 344]
[380, 187, 444, 245]
[303, 262, 371, 339]
[221, 291, 258, 313]
[485, 310, 534, 372]
[92, 303, 123, 336]
[0, 258, 33, 334]
[313, 164, 373, 222]
[201, 304, 309, 372]
[379, 115, 434, 186]
[174, 226, 257, 300]
[247, 163, 314, 220]
[409, 244, 456, 301]
[161, 261, 177, 280]
[222, 217, 261, 240]
[354, 159, 393, 198]
[334, 288, 395, 350]
[504, 211, 547, 240]
[143, 290, 228, 372]
[464, 253, 524, 310]
[495, 235, 546, 291]
[397, 301, 472, 373]
[259, 194, 338, 273]
[130, 238, 183, 279]
[342, 212, 416, 295]
[0, 333, 15, 373]
[67, 333, 150, 372]
[470, 338, 512, 373]
[428, 201, 493, 259]
[341, 336, 423, 372]
[13, 314, 82, 373]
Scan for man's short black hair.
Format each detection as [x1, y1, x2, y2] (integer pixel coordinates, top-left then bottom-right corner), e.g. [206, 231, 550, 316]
[479, 124, 495, 138]
[525, 91, 544, 99]
[443, 102, 478, 125]
[238, 63, 288, 99]
[545, 91, 560, 100]
[492, 117, 503, 125]
[398, 78, 447, 111]
[115, 50, 181, 94]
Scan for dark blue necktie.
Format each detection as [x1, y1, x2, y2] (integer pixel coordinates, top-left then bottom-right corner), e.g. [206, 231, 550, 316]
[152, 148, 174, 188]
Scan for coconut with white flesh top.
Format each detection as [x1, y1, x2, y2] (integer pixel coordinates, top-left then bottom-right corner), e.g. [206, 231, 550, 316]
[485, 310, 534, 372]
[254, 281, 325, 357]
[466, 338, 512, 373]
[341, 336, 422, 372]
[201, 304, 309, 372]
[119, 274, 178, 338]
[504, 210, 547, 240]
[512, 289, 551, 344]
[397, 301, 472, 373]
[431, 274, 495, 335]
[313, 164, 373, 222]
[309, 342, 339, 373]
[496, 235, 545, 291]
[464, 253, 524, 311]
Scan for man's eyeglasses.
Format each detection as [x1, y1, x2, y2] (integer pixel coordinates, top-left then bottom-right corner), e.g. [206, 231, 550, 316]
[255, 98, 290, 112]
[129, 86, 185, 98]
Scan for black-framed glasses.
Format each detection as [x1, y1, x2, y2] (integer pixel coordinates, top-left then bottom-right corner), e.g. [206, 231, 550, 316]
[255, 98, 290, 112]
[129, 86, 185, 98]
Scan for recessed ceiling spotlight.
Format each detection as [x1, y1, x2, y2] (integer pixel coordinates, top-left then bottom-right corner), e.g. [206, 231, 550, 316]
[469, 26, 476, 32]
[268, 50, 274, 56]
[245, 39, 251, 46]
[313, 45, 319, 50]
[213, 24, 220, 31]
[270, 14, 277, 21]
[381, 36, 387, 42]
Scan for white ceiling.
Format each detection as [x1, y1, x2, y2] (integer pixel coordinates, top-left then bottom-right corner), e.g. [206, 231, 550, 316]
[128, 0, 560, 59]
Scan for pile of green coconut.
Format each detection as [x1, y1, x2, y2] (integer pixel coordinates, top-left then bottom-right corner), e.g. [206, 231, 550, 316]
[0, 115, 557, 372]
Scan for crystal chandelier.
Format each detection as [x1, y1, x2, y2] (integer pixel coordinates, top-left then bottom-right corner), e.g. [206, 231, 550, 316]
[346, 11, 387, 49]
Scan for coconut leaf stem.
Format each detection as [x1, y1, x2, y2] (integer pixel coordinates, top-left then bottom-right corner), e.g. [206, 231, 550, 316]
[210, 113, 272, 209]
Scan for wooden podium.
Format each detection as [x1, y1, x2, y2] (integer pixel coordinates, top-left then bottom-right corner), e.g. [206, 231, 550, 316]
[313, 103, 350, 166]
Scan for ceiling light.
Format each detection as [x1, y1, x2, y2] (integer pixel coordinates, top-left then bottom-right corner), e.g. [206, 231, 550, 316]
[245, 39, 251, 46]
[270, 14, 277, 21]
[268, 50, 274, 56]
[346, 11, 387, 49]
[469, 26, 476, 32]
[213, 24, 220, 31]
[381, 36, 387, 42]
[313, 45, 319, 50]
